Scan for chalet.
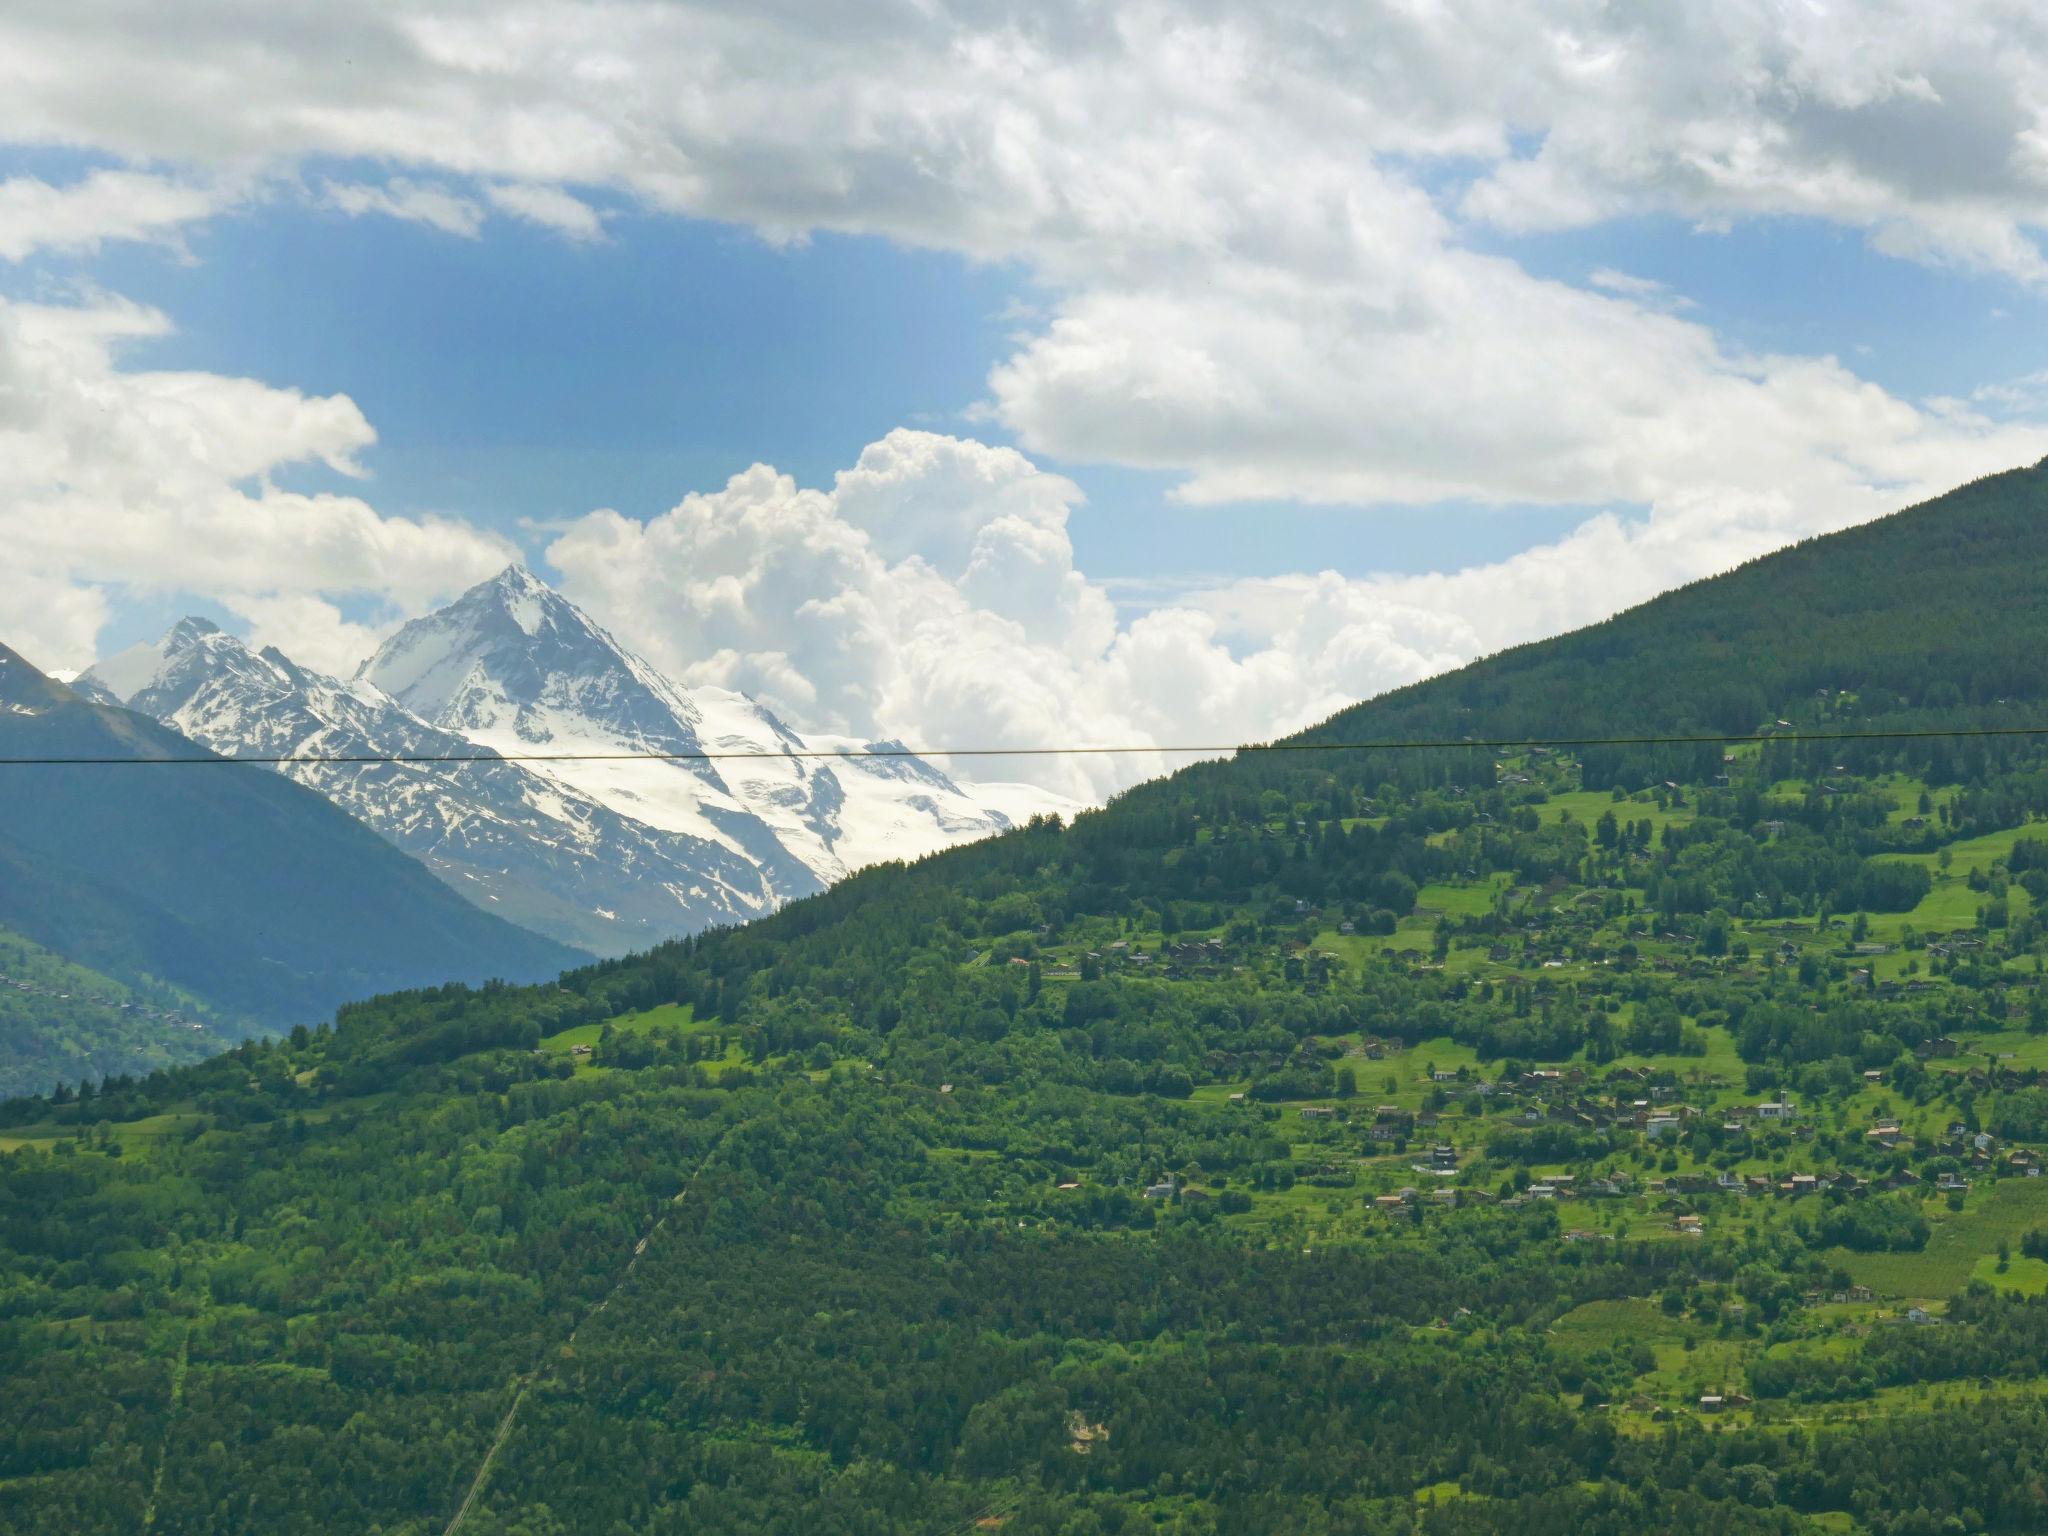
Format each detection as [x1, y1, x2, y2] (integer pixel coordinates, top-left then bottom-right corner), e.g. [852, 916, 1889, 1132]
[1645, 1114, 1681, 1140]
[1754, 1100, 1798, 1122]
[1675, 1214, 1704, 1234]
[1698, 1395, 1725, 1413]
[1905, 1306, 1938, 1325]
[1374, 1194, 1407, 1212]
[1430, 1068, 1460, 1082]
[1300, 1106, 1335, 1121]
[1369, 1105, 1413, 1138]
[1917, 1037, 1962, 1060]
[1936, 1173, 1971, 1192]
[1144, 1181, 1177, 1200]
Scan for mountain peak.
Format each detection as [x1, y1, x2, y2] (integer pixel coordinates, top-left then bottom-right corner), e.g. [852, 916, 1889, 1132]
[487, 562, 548, 593]
[361, 564, 707, 751]
[476, 564, 556, 636]
[165, 616, 223, 648]
[0, 643, 76, 713]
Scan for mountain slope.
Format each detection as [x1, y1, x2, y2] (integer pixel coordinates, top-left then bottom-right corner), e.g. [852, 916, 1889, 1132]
[0, 923, 221, 1098]
[13, 462, 2048, 1532]
[0, 644, 584, 1029]
[82, 620, 799, 954]
[1305, 458, 2048, 745]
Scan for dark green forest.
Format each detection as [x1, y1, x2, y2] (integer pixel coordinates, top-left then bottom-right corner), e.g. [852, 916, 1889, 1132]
[8, 463, 2048, 1532]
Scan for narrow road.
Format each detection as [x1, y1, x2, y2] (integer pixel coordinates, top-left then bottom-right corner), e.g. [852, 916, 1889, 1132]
[442, 1116, 752, 1535]
[139, 1320, 193, 1531]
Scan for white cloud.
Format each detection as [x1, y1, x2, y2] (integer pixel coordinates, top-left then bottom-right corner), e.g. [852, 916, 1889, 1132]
[484, 182, 605, 240]
[538, 417, 2037, 802]
[227, 592, 399, 679]
[0, 295, 517, 673]
[6, 2, 2048, 788]
[5, 1, 2039, 517]
[1586, 266, 1695, 310]
[320, 177, 484, 238]
[0, 168, 234, 262]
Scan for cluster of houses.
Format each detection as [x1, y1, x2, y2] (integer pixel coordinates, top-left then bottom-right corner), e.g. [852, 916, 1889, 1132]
[0, 970, 201, 1031]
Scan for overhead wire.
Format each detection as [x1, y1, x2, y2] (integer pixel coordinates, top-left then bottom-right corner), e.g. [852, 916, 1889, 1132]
[6, 723, 2048, 767]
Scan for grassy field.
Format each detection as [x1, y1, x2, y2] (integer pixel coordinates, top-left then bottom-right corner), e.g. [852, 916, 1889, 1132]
[1836, 1177, 2048, 1298]
[1544, 789, 1698, 838]
[539, 1001, 698, 1053]
[0, 1108, 207, 1154]
[1414, 876, 1513, 917]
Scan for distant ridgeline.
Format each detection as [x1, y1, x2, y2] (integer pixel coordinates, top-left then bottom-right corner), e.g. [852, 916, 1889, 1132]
[13, 462, 2048, 1532]
[0, 644, 585, 1095]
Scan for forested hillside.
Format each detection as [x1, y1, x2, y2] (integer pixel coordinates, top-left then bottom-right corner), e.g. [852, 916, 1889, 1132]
[10, 464, 2048, 1532]
[0, 926, 223, 1100]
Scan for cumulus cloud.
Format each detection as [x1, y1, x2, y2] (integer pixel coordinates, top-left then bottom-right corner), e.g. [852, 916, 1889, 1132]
[0, 295, 517, 673]
[0, 168, 235, 262]
[6, 2, 2048, 790]
[2, 1, 2042, 514]
[540, 417, 2034, 802]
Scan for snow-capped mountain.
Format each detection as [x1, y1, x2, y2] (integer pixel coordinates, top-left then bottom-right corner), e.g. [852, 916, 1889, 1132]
[360, 566, 1074, 885]
[81, 568, 1075, 956]
[79, 618, 820, 956]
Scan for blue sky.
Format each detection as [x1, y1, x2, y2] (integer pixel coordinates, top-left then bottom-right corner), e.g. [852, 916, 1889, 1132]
[16, 152, 2039, 656]
[4, 2, 2047, 790]
[11, 163, 1611, 585]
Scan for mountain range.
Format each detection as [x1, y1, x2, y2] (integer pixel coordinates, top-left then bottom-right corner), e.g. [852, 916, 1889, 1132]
[81, 566, 1074, 958]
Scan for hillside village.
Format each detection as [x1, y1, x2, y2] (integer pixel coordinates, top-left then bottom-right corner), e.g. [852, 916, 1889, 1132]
[20, 469, 2048, 1529]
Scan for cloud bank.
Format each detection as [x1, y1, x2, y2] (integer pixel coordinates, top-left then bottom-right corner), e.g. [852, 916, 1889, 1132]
[4, 1, 2048, 793]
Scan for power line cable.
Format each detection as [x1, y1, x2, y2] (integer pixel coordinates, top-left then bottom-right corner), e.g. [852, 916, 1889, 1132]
[6, 723, 2048, 767]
